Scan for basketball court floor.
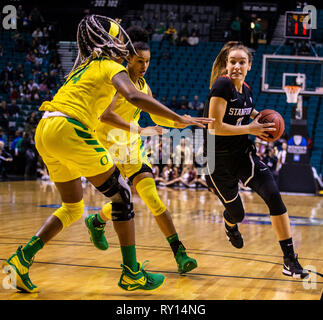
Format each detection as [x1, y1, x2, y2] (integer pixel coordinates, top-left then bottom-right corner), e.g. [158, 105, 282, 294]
[0, 180, 322, 300]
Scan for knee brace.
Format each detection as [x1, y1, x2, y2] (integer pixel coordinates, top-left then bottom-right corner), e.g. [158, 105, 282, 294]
[53, 199, 84, 229]
[96, 168, 134, 221]
[223, 197, 245, 224]
[135, 177, 166, 216]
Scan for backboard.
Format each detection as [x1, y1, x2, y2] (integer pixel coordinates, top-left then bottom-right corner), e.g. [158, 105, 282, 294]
[261, 54, 323, 96]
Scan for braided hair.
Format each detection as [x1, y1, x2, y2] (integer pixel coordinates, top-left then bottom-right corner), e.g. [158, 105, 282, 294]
[68, 15, 137, 77]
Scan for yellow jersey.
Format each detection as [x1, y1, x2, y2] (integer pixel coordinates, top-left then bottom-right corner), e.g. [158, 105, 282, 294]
[97, 76, 176, 146]
[39, 57, 127, 130]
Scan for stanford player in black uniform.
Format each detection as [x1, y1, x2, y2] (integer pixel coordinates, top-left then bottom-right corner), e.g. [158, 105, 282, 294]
[203, 42, 308, 279]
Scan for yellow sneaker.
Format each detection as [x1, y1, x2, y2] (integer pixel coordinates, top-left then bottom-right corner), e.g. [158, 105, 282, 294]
[2, 246, 38, 293]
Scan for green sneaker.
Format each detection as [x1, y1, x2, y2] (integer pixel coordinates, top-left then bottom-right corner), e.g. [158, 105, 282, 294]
[118, 261, 165, 291]
[2, 246, 38, 293]
[175, 245, 198, 274]
[85, 214, 109, 250]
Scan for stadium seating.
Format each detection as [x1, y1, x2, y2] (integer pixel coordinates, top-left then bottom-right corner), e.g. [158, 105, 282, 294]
[142, 39, 323, 175]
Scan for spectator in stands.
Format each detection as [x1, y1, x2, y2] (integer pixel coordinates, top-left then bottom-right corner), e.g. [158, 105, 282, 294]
[0, 127, 8, 147]
[29, 7, 45, 31]
[0, 68, 10, 83]
[178, 23, 189, 46]
[0, 44, 4, 57]
[10, 129, 24, 174]
[39, 78, 49, 93]
[16, 5, 26, 31]
[0, 140, 13, 179]
[43, 88, 53, 102]
[31, 87, 41, 101]
[32, 27, 43, 39]
[27, 80, 39, 92]
[47, 70, 57, 89]
[167, 10, 177, 25]
[161, 158, 179, 185]
[169, 95, 178, 109]
[10, 86, 20, 101]
[21, 130, 37, 179]
[0, 80, 10, 94]
[251, 19, 261, 49]
[34, 52, 43, 66]
[152, 22, 166, 42]
[7, 99, 20, 117]
[24, 111, 39, 133]
[166, 164, 197, 188]
[152, 164, 160, 180]
[0, 102, 9, 131]
[11, 129, 23, 156]
[165, 24, 177, 45]
[188, 95, 204, 111]
[36, 156, 49, 180]
[187, 24, 199, 46]
[26, 50, 36, 64]
[20, 81, 32, 103]
[276, 141, 287, 172]
[178, 95, 188, 109]
[173, 137, 192, 172]
[38, 38, 49, 56]
[16, 64, 25, 80]
[230, 17, 242, 41]
[5, 61, 14, 78]
[42, 26, 50, 41]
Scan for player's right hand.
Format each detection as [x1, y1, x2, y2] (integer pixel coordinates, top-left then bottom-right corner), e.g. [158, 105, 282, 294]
[248, 115, 276, 140]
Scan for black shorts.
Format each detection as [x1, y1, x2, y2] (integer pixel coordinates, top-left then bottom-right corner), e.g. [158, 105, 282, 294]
[205, 144, 272, 204]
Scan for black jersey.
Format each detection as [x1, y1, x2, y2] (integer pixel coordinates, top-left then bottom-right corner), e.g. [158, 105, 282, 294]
[203, 76, 254, 153]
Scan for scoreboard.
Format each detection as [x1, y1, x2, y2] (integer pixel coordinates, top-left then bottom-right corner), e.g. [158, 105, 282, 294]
[284, 11, 312, 39]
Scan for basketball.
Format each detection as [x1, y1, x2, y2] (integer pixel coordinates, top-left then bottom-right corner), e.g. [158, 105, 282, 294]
[257, 109, 285, 142]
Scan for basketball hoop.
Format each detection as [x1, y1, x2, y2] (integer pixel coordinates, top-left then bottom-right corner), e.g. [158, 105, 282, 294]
[283, 85, 301, 103]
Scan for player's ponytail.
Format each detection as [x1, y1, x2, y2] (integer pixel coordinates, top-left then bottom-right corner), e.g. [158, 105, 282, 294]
[126, 26, 150, 56]
[209, 41, 252, 89]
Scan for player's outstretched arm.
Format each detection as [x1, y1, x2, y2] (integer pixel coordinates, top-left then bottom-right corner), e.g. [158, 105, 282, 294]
[112, 71, 212, 129]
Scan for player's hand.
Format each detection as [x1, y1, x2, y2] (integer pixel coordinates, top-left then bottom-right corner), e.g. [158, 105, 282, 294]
[140, 125, 169, 136]
[174, 114, 214, 129]
[248, 114, 276, 140]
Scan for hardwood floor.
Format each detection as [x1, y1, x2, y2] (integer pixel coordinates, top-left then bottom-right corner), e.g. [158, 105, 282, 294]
[0, 180, 322, 300]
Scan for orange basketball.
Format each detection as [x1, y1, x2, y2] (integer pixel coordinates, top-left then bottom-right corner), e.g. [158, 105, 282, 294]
[257, 109, 285, 142]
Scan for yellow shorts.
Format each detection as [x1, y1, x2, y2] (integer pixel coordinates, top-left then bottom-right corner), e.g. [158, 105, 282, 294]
[35, 117, 114, 182]
[97, 130, 151, 180]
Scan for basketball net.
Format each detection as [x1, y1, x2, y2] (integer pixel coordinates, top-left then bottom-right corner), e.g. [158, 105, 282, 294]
[284, 85, 303, 119]
[283, 85, 301, 103]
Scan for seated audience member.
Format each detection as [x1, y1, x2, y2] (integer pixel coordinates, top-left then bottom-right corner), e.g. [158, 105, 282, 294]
[0, 140, 13, 179]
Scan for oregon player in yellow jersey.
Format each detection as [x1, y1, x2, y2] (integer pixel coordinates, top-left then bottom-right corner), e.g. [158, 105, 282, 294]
[2, 15, 212, 293]
[86, 27, 197, 274]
